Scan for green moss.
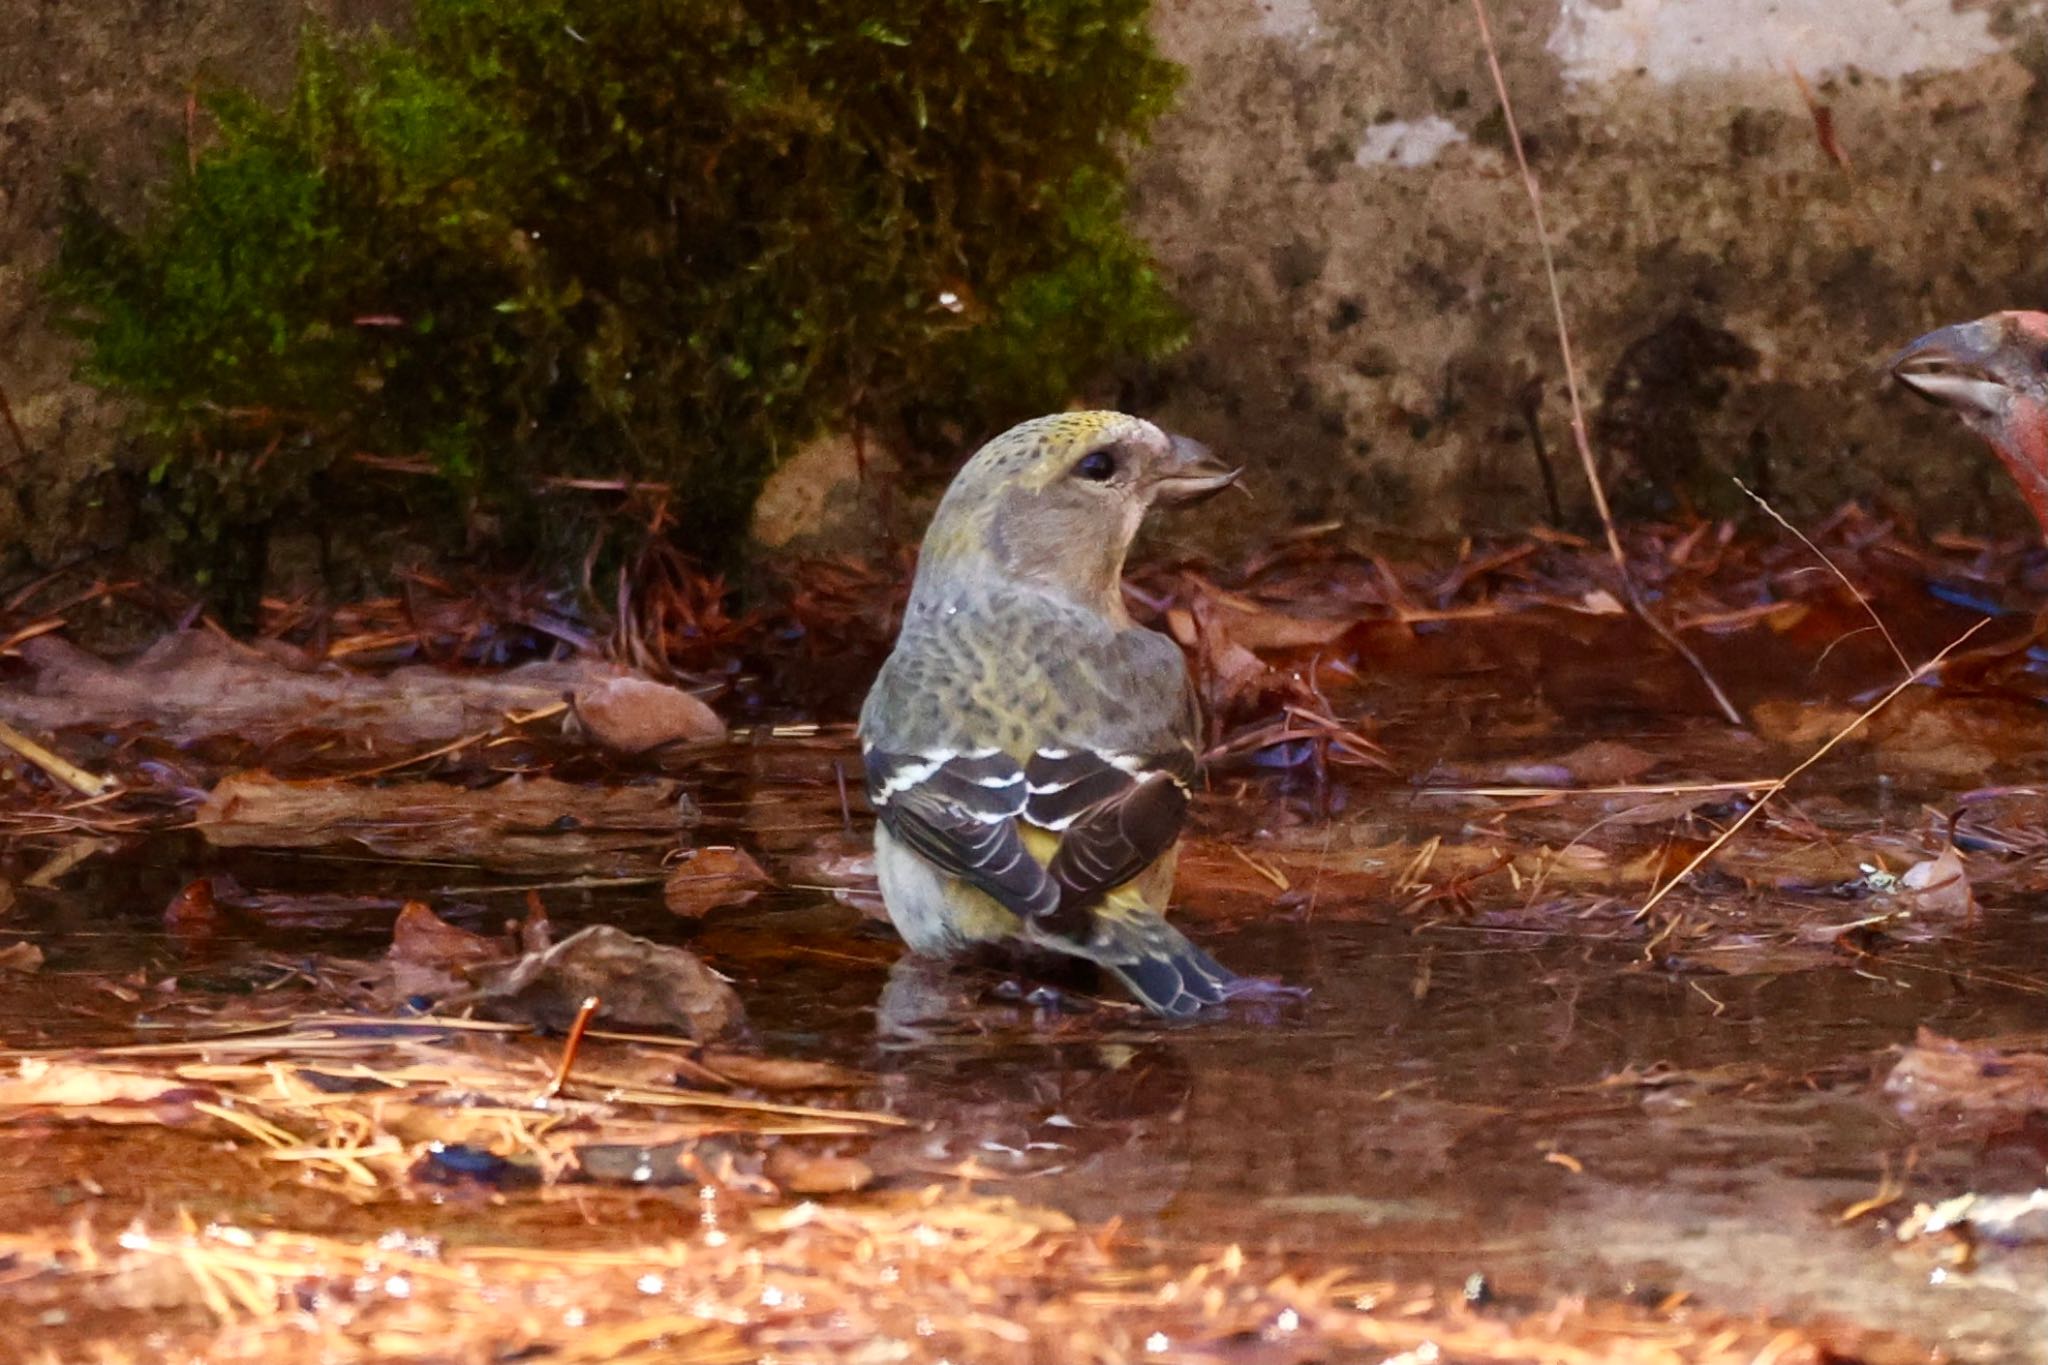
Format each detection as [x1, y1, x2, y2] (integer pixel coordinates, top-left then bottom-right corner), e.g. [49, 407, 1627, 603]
[50, 0, 1186, 594]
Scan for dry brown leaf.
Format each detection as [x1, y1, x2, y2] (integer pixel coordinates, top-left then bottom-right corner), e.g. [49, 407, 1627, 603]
[664, 846, 772, 918]
[1750, 698, 1858, 748]
[700, 1051, 870, 1091]
[781, 833, 884, 918]
[1493, 739, 1660, 786]
[390, 901, 503, 968]
[390, 901, 506, 970]
[765, 1145, 874, 1195]
[1211, 600, 1355, 651]
[0, 941, 44, 974]
[573, 675, 727, 753]
[161, 877, 222, 938]
[1897, 846, 1974, 918]
[463, 924, 746, 1041]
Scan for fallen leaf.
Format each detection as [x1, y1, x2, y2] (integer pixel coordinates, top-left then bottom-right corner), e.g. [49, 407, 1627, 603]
[162, 877, 221, 938]
[573, 676, 727, 753]
[1210, 600, 1355, 651]
[1492, 740, 1659, 787]
[463, 924, 745, 1041]
[1750, 698, 1855, 748]
[0, 941, 45, 973]
[766, 1145, 874, 1195]
[782, 833, 883, 918]
[1897, 846, 1974, 918]
[1577, 589, 1625, 615]
[664, 846, 772, 918]
[1898, 1189, 2048, 1247]
[384, 902, 523, 1001]
[1169, 598, 1273, 719]
[391, 901, 504, 969]
[699, 1052, 869, 1091]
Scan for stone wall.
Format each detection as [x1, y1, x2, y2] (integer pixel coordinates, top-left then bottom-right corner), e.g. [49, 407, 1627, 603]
[1132, 0, 2048, 554]
[4, 0, 2045, 574]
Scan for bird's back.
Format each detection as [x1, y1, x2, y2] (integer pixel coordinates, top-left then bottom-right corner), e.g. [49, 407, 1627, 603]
[860, 579, 1195, 765]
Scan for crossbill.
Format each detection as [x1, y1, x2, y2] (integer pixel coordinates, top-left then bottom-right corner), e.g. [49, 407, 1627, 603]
[1891, 310, 2048, 539]
[858, 411, 1247, 1017]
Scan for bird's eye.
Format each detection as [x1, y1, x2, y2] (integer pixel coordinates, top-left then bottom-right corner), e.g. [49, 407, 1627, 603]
[1074, 449, 1118, 481]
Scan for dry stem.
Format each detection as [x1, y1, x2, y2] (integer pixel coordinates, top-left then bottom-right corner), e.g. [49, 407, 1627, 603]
[1469, 0, 1743, 727]
[1632, 618, 1989, 938]
[1734, 477, 1909, 678]
[0, 718, 117, 798]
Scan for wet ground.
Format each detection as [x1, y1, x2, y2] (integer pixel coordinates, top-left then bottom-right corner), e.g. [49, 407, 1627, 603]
[3, 529, 2048, 1363]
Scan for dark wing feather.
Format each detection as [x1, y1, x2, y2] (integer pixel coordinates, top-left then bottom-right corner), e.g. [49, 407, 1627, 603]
[864, 746, 1060, 919]
[1027, 746, 1195, 928]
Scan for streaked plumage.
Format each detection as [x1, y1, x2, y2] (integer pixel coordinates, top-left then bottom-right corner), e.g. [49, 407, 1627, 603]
[858, 411, 1245, 1017]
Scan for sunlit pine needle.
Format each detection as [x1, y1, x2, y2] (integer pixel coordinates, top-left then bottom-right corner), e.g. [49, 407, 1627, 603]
[1632, 618, 1990, 941]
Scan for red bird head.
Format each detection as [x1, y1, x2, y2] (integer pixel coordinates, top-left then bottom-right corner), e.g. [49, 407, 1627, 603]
[1890, 310, 2048, 540]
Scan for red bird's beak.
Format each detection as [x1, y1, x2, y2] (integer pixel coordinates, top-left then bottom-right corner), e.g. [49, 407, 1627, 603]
[1889, 311, 2048, 541]
[1888, 319, 2012, 422]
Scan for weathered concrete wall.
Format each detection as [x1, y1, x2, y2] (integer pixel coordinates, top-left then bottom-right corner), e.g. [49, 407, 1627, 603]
[4, 0, 2046, 574]
[1133, 0, 2048, 553]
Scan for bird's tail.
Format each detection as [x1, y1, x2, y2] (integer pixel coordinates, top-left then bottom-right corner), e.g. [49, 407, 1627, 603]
[1031, 910, 1241, 1019]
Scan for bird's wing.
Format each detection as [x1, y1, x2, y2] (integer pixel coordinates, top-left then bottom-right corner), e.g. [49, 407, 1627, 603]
[863, 744, 1061, 920]
[1028, 744, 1195, 926]
[859, 589, 1203, 926]
[1013, 622, 1202, 925]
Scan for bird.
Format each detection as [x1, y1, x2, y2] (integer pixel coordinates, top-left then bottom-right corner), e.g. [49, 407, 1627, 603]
[857, 410, 1254, 1018]
[1890, 310, 2048, 540]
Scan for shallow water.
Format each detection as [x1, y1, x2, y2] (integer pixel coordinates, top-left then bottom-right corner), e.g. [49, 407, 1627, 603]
[5, 596, 2048, 1361]
[7, 816, 2045, 1360]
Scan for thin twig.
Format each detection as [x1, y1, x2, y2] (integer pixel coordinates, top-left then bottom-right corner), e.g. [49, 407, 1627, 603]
[345, 701, 565, 780]
[1734, 477, 1910, 678]
[538, 994, 602, 1102]
[1631, 618, 1989, 937]
[347, 728, 491, 779]
[0, 718, 117, 797]
[1469, 0, 1743, 727]
[1419, 779, 1770, 798]
[1786, 63, 1853, 174]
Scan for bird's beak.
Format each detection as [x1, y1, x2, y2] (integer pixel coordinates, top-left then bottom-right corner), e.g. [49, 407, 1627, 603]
[1152, 434, 1242, 506]
[1888, 319, 2012, 420]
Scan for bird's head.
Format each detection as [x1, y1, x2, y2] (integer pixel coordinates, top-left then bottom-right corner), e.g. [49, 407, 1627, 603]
[1890, 310, 2048, 538]
[916, 411, 1239, 613]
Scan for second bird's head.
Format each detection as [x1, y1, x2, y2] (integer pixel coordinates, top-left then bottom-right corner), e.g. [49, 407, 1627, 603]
[1890, 310, 2048, 539]
[915, 411, 1239, 608]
